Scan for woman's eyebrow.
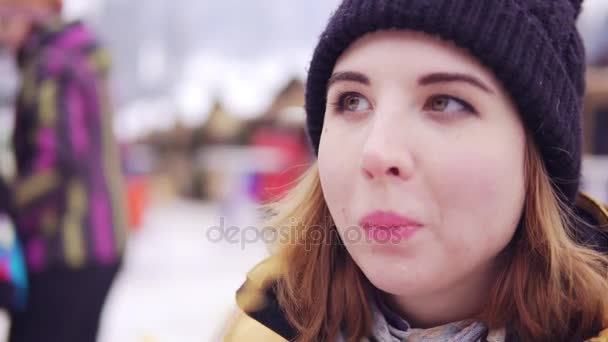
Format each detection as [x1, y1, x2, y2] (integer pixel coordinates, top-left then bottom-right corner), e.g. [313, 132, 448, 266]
[418, 72, 494, 94]
[328, 71, 371, 87]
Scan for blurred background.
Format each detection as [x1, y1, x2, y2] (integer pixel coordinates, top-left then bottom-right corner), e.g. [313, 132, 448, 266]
[1, 0, 608, 341]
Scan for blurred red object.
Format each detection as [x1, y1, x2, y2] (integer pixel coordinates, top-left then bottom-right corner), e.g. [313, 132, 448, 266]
[250, 126, 311, 203]
[126, 177, 149, 231]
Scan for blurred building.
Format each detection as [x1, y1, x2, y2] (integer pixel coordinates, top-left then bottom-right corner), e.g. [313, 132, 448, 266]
[585, 46, 608, 156]
[263, 78, 306, 121]
[584, 71, 608, 155]
[132, 77, 310, 203]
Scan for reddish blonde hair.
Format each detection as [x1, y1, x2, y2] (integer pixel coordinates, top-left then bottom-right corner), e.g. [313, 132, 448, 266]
[268, 137, 608, 341]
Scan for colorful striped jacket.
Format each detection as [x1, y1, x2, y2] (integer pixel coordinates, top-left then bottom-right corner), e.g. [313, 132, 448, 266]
[11, 19, 127, 272]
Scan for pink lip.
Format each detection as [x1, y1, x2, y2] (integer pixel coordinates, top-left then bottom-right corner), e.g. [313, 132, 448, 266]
[359, 211, 424, 242]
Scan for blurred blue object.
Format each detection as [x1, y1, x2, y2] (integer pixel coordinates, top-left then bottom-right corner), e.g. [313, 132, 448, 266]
[0, 213, 28, 311]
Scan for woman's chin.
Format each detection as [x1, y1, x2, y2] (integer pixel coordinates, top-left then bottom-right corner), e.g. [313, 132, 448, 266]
[357, 258, 434, 296]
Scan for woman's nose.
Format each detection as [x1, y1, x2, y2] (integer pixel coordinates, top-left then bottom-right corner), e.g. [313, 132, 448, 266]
[360, 124, 415, 182]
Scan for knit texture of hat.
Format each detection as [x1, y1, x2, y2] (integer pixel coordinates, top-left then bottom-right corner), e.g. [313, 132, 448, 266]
[305, 0, 586, 205]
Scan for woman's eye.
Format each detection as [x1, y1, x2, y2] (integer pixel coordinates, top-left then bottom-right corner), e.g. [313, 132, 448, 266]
[424, 95, 477, 115]
[334, 92, 371, 112]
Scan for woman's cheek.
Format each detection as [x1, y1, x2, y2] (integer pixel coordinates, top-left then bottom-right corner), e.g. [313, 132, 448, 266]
[430, 150, 522, 249]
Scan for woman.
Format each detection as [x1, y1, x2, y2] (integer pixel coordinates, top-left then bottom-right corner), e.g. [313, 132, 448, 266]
[225, 0, 608, 341]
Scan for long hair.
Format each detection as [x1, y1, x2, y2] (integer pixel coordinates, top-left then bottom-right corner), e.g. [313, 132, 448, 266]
[269, 137, 608, 341]
[481, 137, 608, 340]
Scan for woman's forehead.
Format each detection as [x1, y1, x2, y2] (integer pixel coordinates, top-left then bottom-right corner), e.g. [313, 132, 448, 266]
[333, 30, 499, 89]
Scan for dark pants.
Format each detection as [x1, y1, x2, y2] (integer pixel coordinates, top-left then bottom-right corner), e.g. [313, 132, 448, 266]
[8, 263, 120, 342]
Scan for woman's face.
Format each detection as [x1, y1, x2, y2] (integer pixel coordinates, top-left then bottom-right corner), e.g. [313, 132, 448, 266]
[0, 0, 57, 52]
[0, 11, 32, 52]
[318, 31, 526, 312]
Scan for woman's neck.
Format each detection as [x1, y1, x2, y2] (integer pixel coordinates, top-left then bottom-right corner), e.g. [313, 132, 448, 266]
[386, 261, 498, 329]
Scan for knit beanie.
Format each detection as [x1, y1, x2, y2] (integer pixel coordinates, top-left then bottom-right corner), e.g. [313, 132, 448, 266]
[305, 0, 586, 205]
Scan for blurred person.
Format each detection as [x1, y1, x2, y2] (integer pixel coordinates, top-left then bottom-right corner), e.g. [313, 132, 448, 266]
[0, 0, 127, 341]
[224, 0, 608, 341]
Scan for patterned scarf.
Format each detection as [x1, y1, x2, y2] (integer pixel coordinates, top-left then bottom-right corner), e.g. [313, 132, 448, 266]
[338, 293, 506, 342]
[367, 297, 505, 342]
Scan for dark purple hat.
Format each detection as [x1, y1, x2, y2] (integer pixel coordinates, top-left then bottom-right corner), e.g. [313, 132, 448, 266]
[305, 0, 586, 205]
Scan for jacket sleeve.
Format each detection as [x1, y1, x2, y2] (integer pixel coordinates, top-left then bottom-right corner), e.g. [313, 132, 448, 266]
[14, 63, 102, 210]
[13, 75, 64, 210]
[223, 309, 288, 342]
[587, 328, 608, 342]
[223, 257, 297, 341]
[0, 178, 13, 215]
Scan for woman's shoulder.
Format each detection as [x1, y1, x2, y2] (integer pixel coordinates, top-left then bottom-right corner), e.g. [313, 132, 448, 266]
[224, 256, 297, 342]
[576, 193, 608, 342]
[588, 328, 608, 341]
[576, 192, 608, 226]
[575, 192, 608, 253]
